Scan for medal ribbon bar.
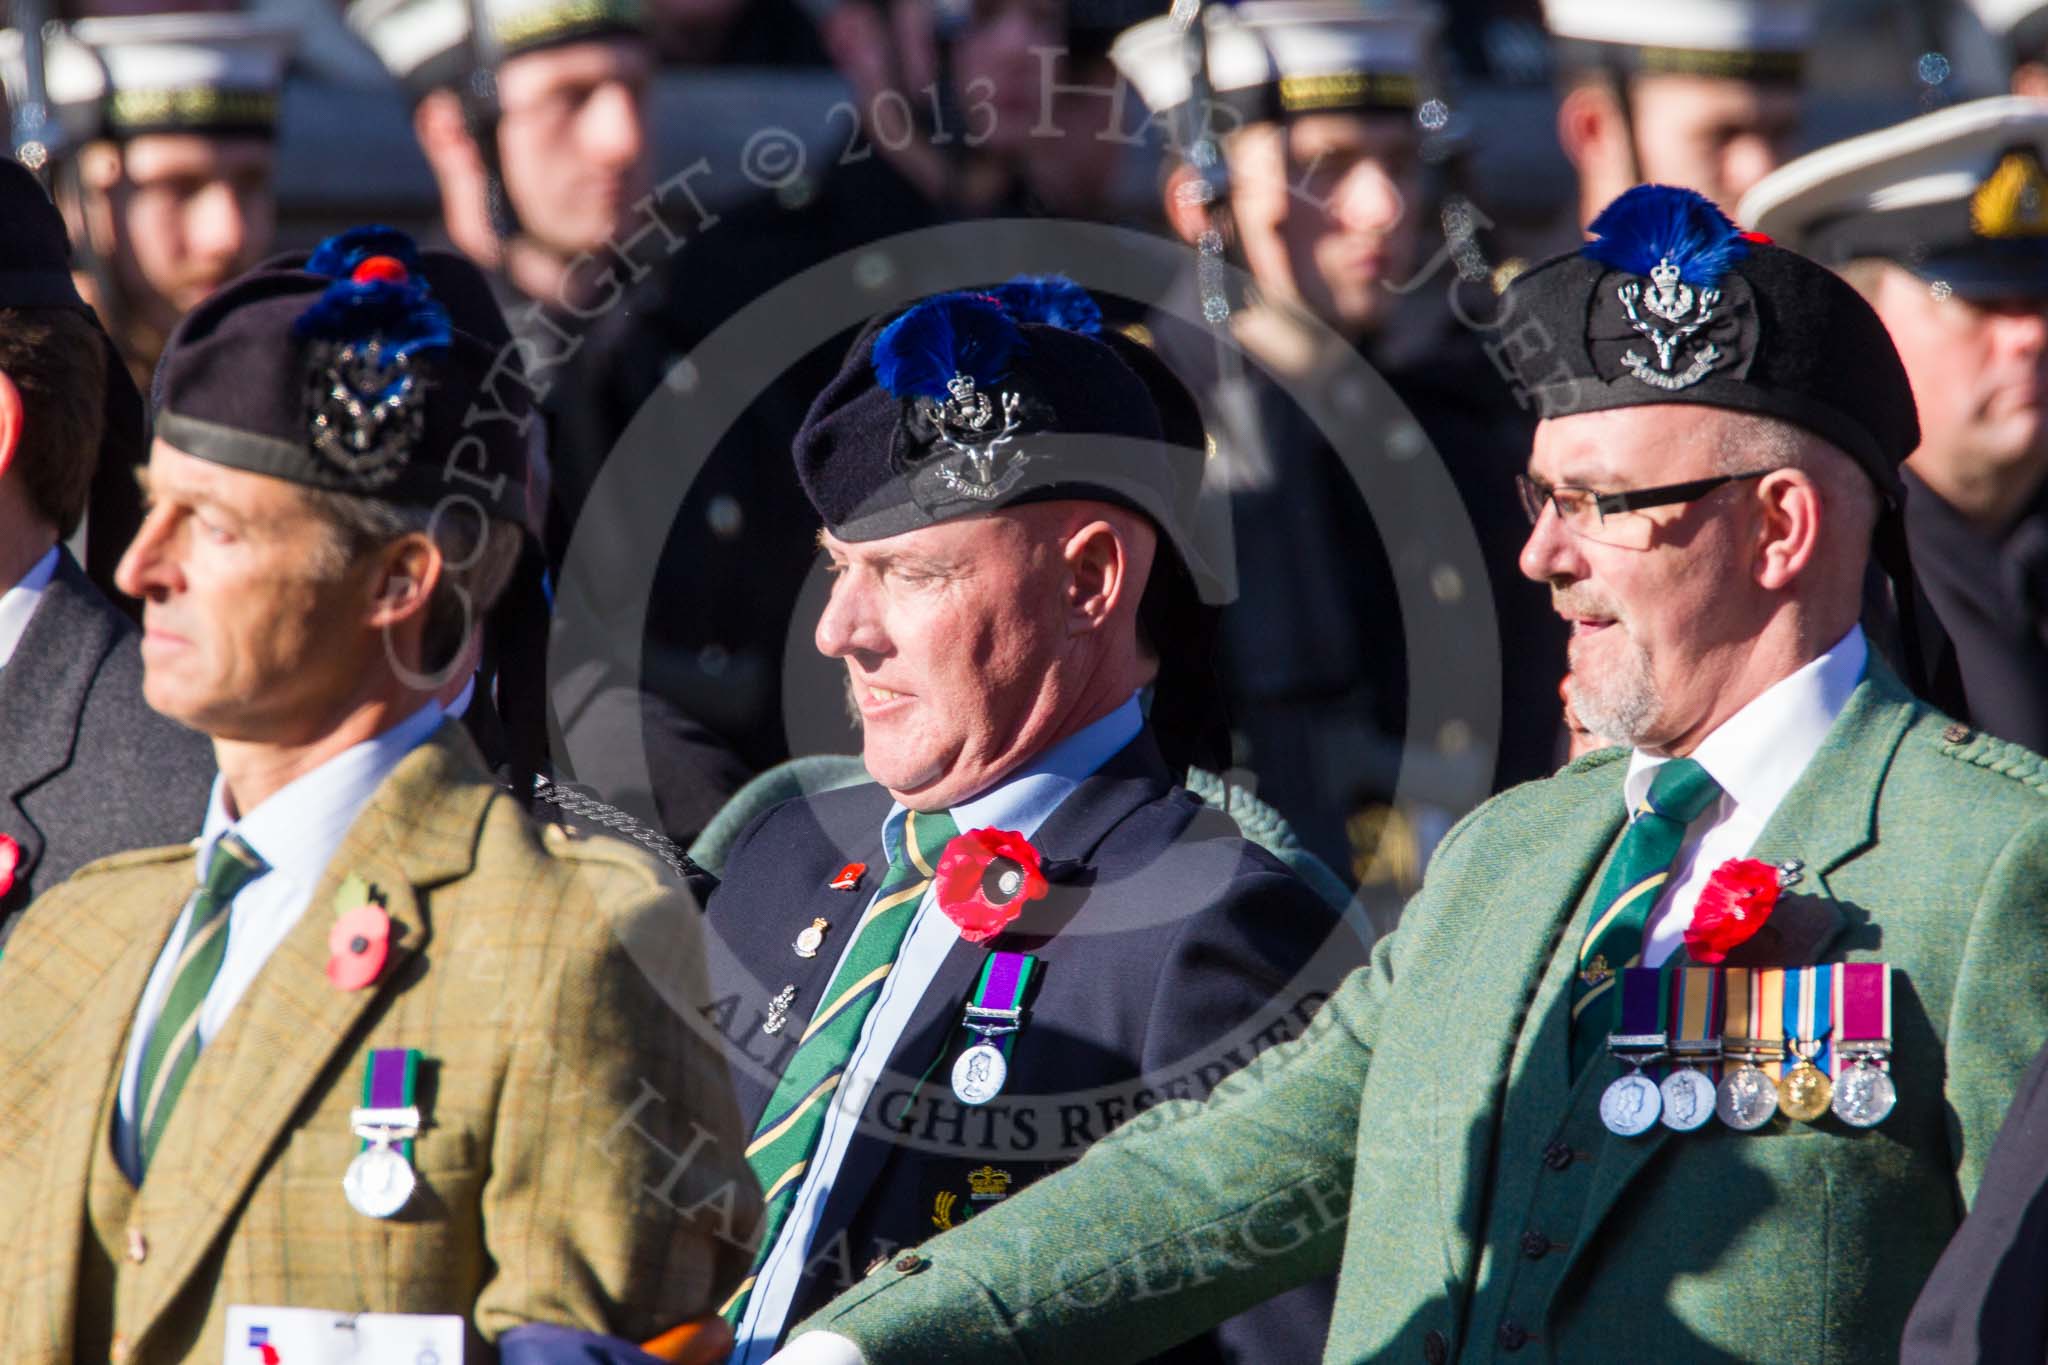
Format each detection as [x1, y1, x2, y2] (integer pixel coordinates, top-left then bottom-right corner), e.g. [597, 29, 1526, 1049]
[1752, 969, 1787, 1079]
[1784, 965, 1835, 1076]
[1833, 962, 1890, 1060]
[963, 952, 1037, 1048]
[1668, 966, 1723, 1067]
[1609, 966, 1668, 1060]
[355, 1047, 423, 1160]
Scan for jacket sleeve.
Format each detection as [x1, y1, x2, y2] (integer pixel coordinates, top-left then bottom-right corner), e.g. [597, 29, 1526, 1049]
[787, 918, 1401, 1364]
[472, 849, 765, 1341]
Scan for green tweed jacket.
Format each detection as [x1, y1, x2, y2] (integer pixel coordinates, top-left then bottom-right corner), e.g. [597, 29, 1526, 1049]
[791, 663, 2048, 1363]
[0, 723, 762, 1364]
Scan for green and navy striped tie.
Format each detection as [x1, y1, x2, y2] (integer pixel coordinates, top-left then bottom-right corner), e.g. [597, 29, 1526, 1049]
[134, 830, 268, 1177]
[1569, 758, 1720, 1074]
[721, 806, 959, 1326]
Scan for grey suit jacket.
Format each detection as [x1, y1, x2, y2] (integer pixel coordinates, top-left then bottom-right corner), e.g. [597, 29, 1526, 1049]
[0, 549, 213, 931]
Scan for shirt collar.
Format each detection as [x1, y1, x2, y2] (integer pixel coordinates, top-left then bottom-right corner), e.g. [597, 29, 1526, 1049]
[0, 545, 59, 671]
[199, 702, 447, 889]
[880, 692, 1145, 862]
[1623, 625, 1868, 820]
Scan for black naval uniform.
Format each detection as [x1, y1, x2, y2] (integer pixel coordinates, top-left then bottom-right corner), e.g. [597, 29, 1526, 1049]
[1904, 465, 2048, 753]
[1142, 283, 1559, 878]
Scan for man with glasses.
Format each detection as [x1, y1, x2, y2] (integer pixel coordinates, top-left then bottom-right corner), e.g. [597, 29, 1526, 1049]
[761, 184, 2048, 1365]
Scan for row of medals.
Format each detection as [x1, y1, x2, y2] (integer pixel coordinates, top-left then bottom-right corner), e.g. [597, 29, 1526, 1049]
[1600, 1038, 1898, 1138]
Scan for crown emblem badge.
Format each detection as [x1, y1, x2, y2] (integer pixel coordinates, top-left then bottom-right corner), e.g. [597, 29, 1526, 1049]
[1617, 255, 1725, 392]
[967, 1165, 1014, 1200]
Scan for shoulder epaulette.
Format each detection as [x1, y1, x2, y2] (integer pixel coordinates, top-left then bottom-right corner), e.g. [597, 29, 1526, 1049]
[1932, 719, 2048, 795]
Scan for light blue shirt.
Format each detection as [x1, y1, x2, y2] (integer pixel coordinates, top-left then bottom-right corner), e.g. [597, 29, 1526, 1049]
[0, 545, 58, 671]
[732, 692, 1145, 1362]
[113, 702, 446, 1180]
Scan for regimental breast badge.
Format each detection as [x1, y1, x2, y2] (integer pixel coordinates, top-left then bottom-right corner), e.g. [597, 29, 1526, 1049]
[1617, 256, 1725, 392]
[967, 1164, 1014, 1201]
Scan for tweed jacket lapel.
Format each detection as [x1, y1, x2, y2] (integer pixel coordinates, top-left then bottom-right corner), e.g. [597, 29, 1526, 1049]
[811, 730, 1175, 1250]
[1564, 665, 1917, 1278]
[0, 846, 192, 1355]
[122, 724, 492, 1338]
[0, 551, 122, 888]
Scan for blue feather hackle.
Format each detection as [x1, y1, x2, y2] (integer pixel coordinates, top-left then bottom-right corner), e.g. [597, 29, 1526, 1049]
[991, 275, 1103, 335]
[872, 292, 1022, 402]
[303, 224, 422, 280]
[293, 224, 449, 358]
[1583, 185, 1749, 287]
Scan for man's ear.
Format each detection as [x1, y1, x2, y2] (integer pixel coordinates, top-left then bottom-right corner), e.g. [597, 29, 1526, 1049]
[414, 89, 482, 182]
[1556, 82, 1619, 178]
[0, 371, 23, 486]
[1752, 468, 1823, 591]
[1064, 520, 1129, 636]
[365, 532, 444, 631]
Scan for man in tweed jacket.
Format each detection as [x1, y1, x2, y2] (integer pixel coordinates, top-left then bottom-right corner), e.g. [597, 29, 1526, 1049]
[765, 191, 2048, 1364]
[0, 230, 760, 1364]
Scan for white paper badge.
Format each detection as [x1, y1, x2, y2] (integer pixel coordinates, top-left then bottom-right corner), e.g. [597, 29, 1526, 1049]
[224, 1306, 465, 1363]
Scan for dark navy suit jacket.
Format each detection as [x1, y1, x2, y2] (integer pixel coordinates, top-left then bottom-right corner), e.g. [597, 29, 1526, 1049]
[702, 728, 1359, 1362]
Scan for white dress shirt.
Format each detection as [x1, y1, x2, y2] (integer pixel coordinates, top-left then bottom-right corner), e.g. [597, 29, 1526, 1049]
[1632, 626, 1867, 967]
[113, 701, 446, 1180]
[732, 693, 1145, 1364]
[0, 545, 58, 671]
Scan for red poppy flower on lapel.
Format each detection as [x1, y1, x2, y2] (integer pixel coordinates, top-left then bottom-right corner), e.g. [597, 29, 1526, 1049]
[934, 828, 1050, 943]
[327, 903, 392, 990]
[0, 833, 18, 901]
[1684, 858, 1783, 964]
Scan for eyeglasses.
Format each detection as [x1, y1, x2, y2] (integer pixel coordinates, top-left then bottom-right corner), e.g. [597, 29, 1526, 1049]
[1515, 469, 1775, 550]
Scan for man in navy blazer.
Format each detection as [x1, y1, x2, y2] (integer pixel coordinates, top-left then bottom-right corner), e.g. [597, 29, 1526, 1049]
[699, 289, 1353, 1364]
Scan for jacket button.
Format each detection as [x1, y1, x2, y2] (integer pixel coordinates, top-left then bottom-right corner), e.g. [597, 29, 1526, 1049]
[1422, 1328, 1449, 1364]
[126, 1227, 147, 1264]
[1944, 721, 1972, 744]
[894, 1253, 928, 1274]
[1498, 1321, 1529, 1352]
[1520, 1230, 1550, 1260]
[1543, 1140, 1575, 1171]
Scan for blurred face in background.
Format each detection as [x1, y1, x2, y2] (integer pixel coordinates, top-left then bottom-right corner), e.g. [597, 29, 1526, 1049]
[79, 133, 275, 341]
[1566, 72, 1801, 220]
[1227, 111, 1424, 339]
[951, 0, 1064, 157]
[1867, 261, 2048, 521]
[495, 36, 655, 259]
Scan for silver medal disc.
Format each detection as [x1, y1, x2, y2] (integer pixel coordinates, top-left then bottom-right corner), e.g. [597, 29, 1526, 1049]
[1715, 1063, 1780, 1131]
[1659, 1066, 1717, 1132]
[1600, 1070, 1662, 1136]
[343, 1142, 418, 1218]
[951, 1042, 1008, 1106]
[1831, 1063, 1898, 1128]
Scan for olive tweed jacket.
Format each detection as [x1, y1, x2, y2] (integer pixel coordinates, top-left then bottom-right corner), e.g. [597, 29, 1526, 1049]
[790, 662, 2048, 1364]
[0, 724, 761, 1364]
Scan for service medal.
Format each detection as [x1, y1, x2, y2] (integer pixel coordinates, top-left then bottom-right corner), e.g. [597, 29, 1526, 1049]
[345, 1051, 424, 1220]
[951, 1042, 1008, 1105]
[343, 1140, 417, 1218]
[1601, 1070, 1662, 1136]
[1830, 963, 1897, 1128]
[1779, 1059, 1833, 1121]
[1832, 1061, 1897, 1127]
[1715, 1063, 1779, 1131]
[1660, 1066, 1716, 1131]
[1660, 967, 1723, 1133]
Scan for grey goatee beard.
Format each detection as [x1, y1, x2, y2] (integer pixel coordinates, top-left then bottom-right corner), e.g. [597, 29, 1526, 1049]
[1557, 588, 1664, 747]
